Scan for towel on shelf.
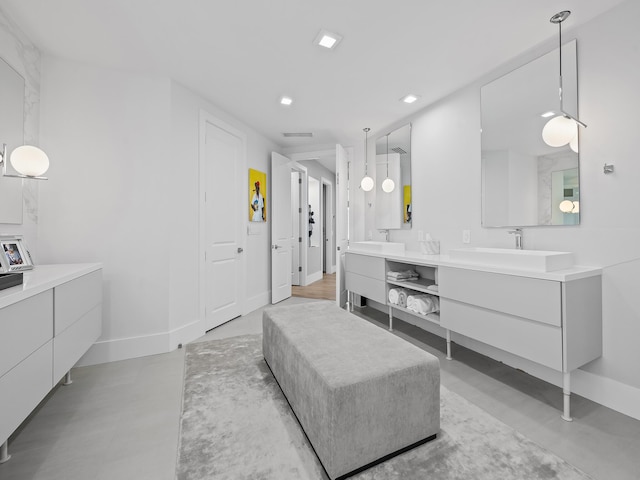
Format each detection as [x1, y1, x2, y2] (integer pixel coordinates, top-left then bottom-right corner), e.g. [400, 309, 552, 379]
[397, 289, 408, 308]
[426, 284, 439, 294]
[407, 294, 440, 315]
[387, 270, 419, 280]
[388, 288, 400, 305]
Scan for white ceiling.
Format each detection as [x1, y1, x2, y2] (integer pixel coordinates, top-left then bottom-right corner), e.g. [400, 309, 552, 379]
[1, 0, 627, 151]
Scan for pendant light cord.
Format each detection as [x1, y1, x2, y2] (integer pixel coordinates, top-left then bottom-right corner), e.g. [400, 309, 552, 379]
[386, 134, 389, 178]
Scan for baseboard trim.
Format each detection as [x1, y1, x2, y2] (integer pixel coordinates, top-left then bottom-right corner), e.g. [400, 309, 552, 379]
[77, 331, 171, 366]
[243, 291, 270, 315]
[305, 271, 323, 285]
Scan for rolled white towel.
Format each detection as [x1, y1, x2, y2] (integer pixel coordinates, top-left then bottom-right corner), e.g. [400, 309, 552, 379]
[388, 288, 400, 305]
[397, 289, 408, 308]
[407, 295, 416, 310]
[411, 294, 440, 315]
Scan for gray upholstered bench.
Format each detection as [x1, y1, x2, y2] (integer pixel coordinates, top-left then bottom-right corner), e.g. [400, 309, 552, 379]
[263, 301, 440, 480]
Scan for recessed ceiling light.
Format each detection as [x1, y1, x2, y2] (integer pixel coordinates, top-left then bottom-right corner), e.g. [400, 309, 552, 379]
[540, 110, 555, 118]
[401, 94, 419, 104]
[280, 96, 293, 106]
[314, 30, 342, 50]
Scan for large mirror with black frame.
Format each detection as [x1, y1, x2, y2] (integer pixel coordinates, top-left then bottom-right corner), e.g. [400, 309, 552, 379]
[481, 39, 579, 227]
[0, 56, 25, 224]
[374, 123, 412, 230]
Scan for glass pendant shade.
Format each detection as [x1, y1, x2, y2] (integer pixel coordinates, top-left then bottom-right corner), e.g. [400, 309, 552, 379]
[10, 145, 49, 177]
[381, 177, 395, 193]
[559, 200, 574, 213]
[542, 115, 577, 147]
[569, 133, 579, 153]
[361, 175, 374, 192]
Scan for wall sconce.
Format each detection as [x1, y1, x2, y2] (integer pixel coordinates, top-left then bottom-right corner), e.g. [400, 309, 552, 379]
[360, 128, 374, 191]
[559, 200, 579, 213]
[0, 143, 49, 180]
[542, 11, 587, 148]
[381, 133, 395, 193]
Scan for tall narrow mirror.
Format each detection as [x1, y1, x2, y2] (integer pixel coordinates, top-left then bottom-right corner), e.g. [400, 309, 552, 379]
[481, 40, 579, 227]
[375, 124, 412, 230]
[0, 57, 25, 224]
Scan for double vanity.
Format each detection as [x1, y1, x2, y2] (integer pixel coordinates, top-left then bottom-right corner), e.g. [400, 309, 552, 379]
[345, 242, 601, 421]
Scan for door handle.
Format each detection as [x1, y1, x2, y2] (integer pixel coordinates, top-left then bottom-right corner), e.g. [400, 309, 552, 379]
[272, 244, 279, 250]
[237, 247, 243, 253]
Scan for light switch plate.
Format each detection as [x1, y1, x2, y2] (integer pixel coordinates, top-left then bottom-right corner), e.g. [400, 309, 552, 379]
[462, 230, 471, 244]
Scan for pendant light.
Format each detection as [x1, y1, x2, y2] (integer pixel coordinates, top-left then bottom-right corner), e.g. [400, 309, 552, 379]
[542, 10, 586, 148]
[381, 133, 395, 193]
[360, 127, 374, 191]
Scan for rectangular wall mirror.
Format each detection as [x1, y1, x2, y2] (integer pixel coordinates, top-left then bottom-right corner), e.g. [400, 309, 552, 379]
[481, 40, 579, 227]
[0, 56, 25, 224]
[375, 123, 412, 230]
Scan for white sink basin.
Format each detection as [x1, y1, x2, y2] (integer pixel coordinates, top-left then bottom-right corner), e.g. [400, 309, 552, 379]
[448, 247, 573, 272]
[349, 241, 405, 256]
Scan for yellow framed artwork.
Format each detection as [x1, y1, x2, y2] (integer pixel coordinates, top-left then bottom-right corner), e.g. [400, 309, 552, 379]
[404, 185, 412, 223]
[249, 168, 267, 222]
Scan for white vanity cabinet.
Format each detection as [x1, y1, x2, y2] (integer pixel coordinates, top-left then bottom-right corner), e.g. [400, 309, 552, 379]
[439, 265, 601, 420]
[0, 264, 102, 462]
[345, 253, 386, 305]
[345, 248, 602, 421]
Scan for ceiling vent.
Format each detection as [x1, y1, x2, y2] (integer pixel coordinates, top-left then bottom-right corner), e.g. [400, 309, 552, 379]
[282, 132, 313, 138]
[391, 147, 407, 155]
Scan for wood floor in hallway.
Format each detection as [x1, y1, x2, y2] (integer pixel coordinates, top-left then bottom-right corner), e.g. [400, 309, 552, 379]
[292, 273, 336, 301]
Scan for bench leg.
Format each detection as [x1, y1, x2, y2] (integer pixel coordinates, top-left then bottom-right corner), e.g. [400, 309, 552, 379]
[0, 441, 10, 464]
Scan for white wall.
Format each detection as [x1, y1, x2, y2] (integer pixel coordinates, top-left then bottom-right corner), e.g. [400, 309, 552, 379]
[37, 56, 278, 364]
[362, 0, 640, 418]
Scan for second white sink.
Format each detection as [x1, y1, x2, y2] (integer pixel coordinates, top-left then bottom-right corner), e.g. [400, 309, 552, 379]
[448, 247, 573, 272]
[349, 241, 405, 256]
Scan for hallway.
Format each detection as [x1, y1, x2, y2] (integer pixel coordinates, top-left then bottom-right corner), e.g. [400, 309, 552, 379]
[292, 273, 336, 301]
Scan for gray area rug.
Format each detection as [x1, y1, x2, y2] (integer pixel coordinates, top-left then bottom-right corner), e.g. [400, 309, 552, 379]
[176, 334, 593, 480]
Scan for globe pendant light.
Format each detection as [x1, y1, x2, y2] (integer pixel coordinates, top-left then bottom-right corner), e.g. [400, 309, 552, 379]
[381, 133, 395, 193]
[360, 127, 374, 191]
[542, 11, 586, 148]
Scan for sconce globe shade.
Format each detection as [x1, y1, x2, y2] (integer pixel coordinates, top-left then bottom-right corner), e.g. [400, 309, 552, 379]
[542, 115, 578, 147]
[382, 177, 395, 193]
[10, 145, 49, 177]
[559, 199, 575, 213]
[360, 175, 374, 192]
[569, 133, 579, 153]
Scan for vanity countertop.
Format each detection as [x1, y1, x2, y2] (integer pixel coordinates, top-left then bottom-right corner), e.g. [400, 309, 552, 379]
[0, 263, 102, 309]
[346, 247, 600, 282]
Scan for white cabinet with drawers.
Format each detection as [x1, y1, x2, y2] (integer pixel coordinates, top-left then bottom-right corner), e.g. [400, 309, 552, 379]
[0, 264, 102, 462]
[345, 249, 601, 421]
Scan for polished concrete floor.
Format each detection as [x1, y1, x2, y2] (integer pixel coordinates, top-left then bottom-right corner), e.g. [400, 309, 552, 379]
[2, 297, 639, 480]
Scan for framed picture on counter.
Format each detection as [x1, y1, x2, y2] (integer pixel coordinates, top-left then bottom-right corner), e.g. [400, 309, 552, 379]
[0, 236, 33, 272]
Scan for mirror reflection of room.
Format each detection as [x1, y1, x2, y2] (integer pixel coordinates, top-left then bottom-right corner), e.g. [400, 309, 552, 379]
[481, 40, 579, 227]
[374, 124, 412, 230]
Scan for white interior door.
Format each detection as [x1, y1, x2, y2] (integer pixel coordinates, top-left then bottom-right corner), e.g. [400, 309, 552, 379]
[336, 144, 349, 307]
[271, 152, 293, 303]
[291, 172, 301, 285]
[202, 116, 245, 330]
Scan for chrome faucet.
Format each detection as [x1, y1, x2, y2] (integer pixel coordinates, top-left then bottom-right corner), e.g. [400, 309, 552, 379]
[508, 228, 523, 250]
[379, 229, 389, 242]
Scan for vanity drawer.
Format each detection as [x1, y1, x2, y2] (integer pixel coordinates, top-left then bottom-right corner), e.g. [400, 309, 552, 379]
[54, 270, 102, 335]
[441, 298, 562, 370]
[439, 267, 561, 326]
[345, 253, 385, 280]
[0, 340, 53, 444]
[0, 290, 53, 378]
[345, 272, 386, 305]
